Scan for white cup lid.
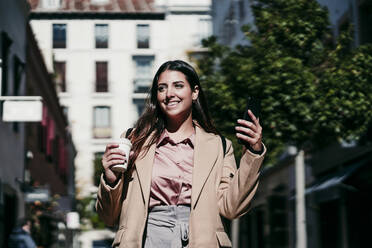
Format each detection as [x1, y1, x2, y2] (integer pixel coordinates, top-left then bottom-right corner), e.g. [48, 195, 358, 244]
[114, 138, 132, 147]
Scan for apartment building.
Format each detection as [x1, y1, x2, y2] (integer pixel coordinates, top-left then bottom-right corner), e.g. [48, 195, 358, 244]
[28, 0, 212, 198]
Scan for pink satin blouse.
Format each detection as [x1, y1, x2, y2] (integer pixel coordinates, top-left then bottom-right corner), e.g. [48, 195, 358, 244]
[149, 130, 195, 208]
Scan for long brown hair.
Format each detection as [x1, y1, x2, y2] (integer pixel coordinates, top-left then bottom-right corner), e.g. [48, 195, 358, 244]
[128, 60, 219, 167]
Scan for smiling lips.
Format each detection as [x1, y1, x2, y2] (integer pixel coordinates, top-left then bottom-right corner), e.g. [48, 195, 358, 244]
[165, 100, 181, 107]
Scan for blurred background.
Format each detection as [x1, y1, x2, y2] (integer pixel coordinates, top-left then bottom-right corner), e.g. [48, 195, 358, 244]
[0, 0, 371, 247]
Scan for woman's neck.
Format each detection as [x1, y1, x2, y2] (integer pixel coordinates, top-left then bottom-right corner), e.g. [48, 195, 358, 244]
[165, 113, 195, 141]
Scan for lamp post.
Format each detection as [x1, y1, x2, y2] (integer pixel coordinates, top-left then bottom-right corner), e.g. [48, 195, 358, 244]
[295, 149, 307, 248]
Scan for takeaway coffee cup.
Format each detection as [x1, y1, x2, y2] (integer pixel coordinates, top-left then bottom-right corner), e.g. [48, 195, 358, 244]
[111, 138, 132, 172]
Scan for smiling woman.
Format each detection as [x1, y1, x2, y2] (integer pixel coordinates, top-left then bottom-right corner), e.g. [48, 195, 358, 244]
[156, 70, 199, 132]
[96, 60, 266, 248]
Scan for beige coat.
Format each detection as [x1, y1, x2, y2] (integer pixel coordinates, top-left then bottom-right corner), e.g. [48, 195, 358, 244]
[96, 125, 266, 248]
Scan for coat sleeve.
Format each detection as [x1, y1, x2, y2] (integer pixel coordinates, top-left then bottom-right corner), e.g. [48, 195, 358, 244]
[96, 171, 125, 227]
[217, 139, 266, 220]
[95, 130, 130, 226]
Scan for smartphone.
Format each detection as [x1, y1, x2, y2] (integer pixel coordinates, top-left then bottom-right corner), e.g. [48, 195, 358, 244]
[243, 96, 261, 122]
[238, 96, 261, 144]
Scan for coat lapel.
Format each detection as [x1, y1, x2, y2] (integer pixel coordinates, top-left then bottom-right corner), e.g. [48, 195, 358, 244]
[134, 127, 220, 209]
[191, 125, 219, 209]
[134, 135, 156, 208]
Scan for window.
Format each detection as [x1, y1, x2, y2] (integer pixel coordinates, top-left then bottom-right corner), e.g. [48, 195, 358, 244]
[93, 106, 111, 138]
[222, 5, 237, 44]
[1, 32, 12, 97]
[62, 106, 68, 122]
[133, 56, 153, 93]
[198, 18, 212, 44]
[95, 61, 108, 92]
[13, 56, 24, 96]
[11, 56, 24, 133]
[95, 24, 109, 48]
[238, 0, 246, 21]
[359, 2, 372, 44]
[42, 0, 60, 9]
[53, 24, 66, 48]
[133, 98, 146, 117]
[137, 24, 150, 49]
[91, 0, 109, 4]
[54, 61, 66, 92]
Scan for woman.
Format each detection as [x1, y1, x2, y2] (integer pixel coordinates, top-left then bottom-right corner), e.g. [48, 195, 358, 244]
[96, 60, 266, 248]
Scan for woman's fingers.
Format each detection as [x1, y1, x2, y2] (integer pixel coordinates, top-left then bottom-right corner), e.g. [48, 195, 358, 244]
[106, 159, 126, 168]
[106, 153, 126, 162]
[247, 109, 260, 126]
[236, 132, 258, 144]
[105, 143, 119, 152]
[237, 119, 258, 132]
[236, 111, 263, 151]
[235, 125, 257, 138]
[235, 126, 261, 143]
[102, 144, 128, 170]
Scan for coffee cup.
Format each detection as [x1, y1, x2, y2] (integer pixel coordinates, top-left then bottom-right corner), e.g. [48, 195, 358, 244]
[111, 138, 132, 172]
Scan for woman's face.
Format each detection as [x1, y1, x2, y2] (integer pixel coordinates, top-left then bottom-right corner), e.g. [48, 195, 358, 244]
[157, 70, 199, 121]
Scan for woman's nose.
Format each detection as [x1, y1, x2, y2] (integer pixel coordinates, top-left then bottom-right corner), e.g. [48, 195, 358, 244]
[166, 87, 175, 98]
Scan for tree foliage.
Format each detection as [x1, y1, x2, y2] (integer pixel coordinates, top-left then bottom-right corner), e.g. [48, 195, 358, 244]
[197, 0, 372, 165]
[76, 195, 106, 229]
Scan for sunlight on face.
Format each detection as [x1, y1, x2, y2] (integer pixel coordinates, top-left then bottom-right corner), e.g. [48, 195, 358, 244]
[157, 70, 199, 121]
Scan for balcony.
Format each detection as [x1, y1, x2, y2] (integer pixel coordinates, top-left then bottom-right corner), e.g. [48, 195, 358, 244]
[93, 127, 111, 139]
[133, 78, 152, 94]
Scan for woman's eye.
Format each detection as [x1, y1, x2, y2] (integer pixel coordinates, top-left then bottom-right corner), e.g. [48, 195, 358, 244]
[175, 84, 184, 88]
[158, 86, 166, 92]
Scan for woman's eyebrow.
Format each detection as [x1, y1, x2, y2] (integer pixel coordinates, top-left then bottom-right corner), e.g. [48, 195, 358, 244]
[172, 80, 185, 84]
[158, 80, 185, 85]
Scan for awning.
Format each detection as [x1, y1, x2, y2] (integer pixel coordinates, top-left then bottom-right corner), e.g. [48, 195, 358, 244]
[305, 161, 366, 202]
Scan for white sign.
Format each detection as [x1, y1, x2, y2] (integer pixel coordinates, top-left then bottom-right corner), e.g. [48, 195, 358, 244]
[66, 212, 80, 229]
[3, 100, 42, 122]
[25, 188, 50, 202]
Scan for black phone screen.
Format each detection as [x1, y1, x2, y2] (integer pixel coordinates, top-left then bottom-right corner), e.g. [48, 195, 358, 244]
[238, 96, 261, 145]
[243, 96, 261, 122]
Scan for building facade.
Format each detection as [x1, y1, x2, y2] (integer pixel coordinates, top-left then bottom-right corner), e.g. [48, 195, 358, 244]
[26, 23, 77, 247]
[213, 0, 372, 47]
[0, 0, 29, 246]
[28, 0, 212, 198]
[1, 0, 77, 247]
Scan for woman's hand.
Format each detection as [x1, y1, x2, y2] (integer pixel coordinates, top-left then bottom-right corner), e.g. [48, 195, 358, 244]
[101, 143, 127, 184]
[235, 109, 263, 152]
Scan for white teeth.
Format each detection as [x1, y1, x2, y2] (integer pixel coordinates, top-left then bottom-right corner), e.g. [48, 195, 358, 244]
[167, 101, 179, 106]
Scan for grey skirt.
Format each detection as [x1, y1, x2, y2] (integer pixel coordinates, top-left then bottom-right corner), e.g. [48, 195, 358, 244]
[143, 205, 191, 248]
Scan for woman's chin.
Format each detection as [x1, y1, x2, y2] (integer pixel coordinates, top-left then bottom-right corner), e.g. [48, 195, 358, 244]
[164, 111, 191, 122]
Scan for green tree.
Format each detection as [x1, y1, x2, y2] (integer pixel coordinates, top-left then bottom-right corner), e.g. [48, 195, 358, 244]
[197, 0, 372, 165]
[93, 153, 104, 187]
[76, 195, 106, 229]
[75, 153, 106, 230]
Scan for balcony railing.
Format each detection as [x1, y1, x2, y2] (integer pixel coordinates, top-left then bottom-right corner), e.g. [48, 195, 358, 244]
[133, 78, 152, 94]
[93, 127, 111, 139]
[96, 81, 108, 92]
